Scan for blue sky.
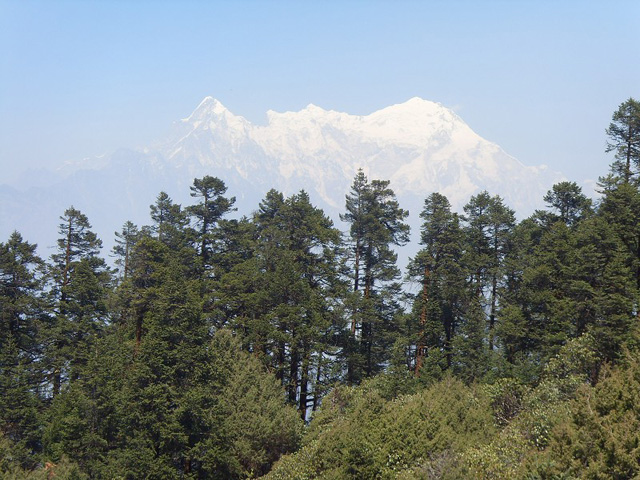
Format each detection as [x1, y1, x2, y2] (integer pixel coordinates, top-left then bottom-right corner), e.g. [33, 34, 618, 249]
[1, 0, 639, 188]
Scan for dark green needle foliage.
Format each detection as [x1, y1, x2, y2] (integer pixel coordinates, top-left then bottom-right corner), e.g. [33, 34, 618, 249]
[341, 169, 410, 383]
[406, 193, 465, 380]
[46, 207, 112, 397]
[606, 97, 640, 184]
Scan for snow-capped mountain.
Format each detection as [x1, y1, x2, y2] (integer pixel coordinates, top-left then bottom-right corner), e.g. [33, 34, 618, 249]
[0, 97, 563, 260]
[156, 96, 560, 212]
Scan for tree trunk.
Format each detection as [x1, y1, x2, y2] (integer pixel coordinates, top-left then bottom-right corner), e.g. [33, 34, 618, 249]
[637, 232, 640, 321]
[135, 311, 143, 351]
[626, 122, 633, 182]
[288, 341, 299, 405]
[52, 366, 61, 397]
[445, 314, 453, 369]
[415, 264, 430, 376]
[363, 266, 373, 376]
[298, 346, 310, 421]
[489, 273, 497, 351]
[312, 353, 322, 412]
[276, 340, 285, 384]
[351, 240, 361, 334]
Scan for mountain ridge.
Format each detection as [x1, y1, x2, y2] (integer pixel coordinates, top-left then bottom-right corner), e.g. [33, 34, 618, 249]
[0, 96, 564, 259]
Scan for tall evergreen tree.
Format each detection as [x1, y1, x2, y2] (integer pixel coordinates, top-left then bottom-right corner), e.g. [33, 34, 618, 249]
[341, 169, 410, 382]
[47, 207, 111, 396]
[109, 232, 209, 477]
[0, 232, 45, 469]
[407, 193, 465, 377]
[222, 190, 345, 418]
[462, 192, 515, 354]
[187, 176, 236, 267]
[494, 216, 546, 378]
[341, 169, 368, 308]
[599, 179, 640, 294]
[0, 232, 44, 361]
[112, 220, 139, 282]
[150, 191, 189, 250]
[542, 181, 592, 227]
[573, 217, 636, 363]
[102, 222, 300, 477]
[599, 100, 640, 301]
[606, 97, 640, 183]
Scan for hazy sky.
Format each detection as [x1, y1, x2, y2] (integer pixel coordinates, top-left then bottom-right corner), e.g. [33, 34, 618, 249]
[1, 0, 639, 188]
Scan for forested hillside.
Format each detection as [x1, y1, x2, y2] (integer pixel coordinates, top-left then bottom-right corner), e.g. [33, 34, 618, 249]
[1, 99, 640, 479]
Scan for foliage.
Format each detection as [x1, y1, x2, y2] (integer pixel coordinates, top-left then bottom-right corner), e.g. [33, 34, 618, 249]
[532, 352, 640, 479]
[606, 97, 640, 183]
[264, 376, 495, 479]
[341, 169, 410, 383]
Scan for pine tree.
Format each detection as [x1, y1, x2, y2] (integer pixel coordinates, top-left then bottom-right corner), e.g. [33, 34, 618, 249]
[598, 181, 640, 294]
[209, 330, 302, 478]
[187, 175, 236, 267]
[227, 190, 345, 418]
[47, 207, 111, 396]
[573, 216, 636, 362]
[407, 193, 465, 377]
[102, 225, 300, 478]
[150, 191, 189, 250]
[0, 337, 43, 470]
[606, 97, 640, 184]
[0, 233, 45, 469]
[341, 169, 368, 308]
[341, 169, 410, 382]
[42, 331, 125, 476]
[112, 220, 139, 281]
[494, 217, 546, 378]
[0, 231, 45, 363]
[542, 181, 592, 227]
[462, 192, 515, 354]
[111, 234, 209, 477]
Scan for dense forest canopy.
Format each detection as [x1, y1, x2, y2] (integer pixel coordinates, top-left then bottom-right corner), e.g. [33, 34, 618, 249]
[1, 99, 640, 479]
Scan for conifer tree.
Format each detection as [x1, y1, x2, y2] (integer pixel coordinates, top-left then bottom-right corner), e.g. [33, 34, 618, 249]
[0, 231, 45, 362]
[103, 222, 300, 477]
[111, 233, 209, 476]
[542, 181, 592, 227]
[112, 220, 139, 281]
[599, 180, 640, 294]
[407, 193, 465, 376]
[150, 191, 189, 250]
[341, 169, 410, 382]
[494, 216, 546, 377]
[0, 232, 45, 469]
[187, 175, 236, 267]
[462, 192, 515, 354]
[606, 97, 640, 183]
[572, 217, 636, 362]
[47, 207, 111, 396]
[230, 190, 345, 418]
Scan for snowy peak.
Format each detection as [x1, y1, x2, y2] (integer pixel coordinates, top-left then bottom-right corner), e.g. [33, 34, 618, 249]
[303, 103, 327, 114]
[180, 96, 250, 132]
[155, 96, 562, 215]
[179, 96, 467, 144]
[184, 96, 227, 121]
[264, 103, 347, 127]
[256, 97, 478, 150]
[363, 98, 478, 147]
[372, 97, 446, 118]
